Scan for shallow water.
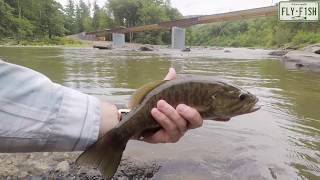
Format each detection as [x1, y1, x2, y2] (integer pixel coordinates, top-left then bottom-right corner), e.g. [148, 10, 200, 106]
[0, 47, 319, 179]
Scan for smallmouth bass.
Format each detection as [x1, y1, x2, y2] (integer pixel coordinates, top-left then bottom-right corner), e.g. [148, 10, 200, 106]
[76, 75, 260, 179]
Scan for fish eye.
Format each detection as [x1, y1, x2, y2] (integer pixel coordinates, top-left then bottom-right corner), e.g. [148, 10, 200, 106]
[239, 94, 247, 101]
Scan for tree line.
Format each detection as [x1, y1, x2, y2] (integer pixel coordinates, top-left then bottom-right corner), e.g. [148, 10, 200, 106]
[186, 17, 320, 48]
[187, 0, 320, 48]
[0, 0, 181, 45]
[0, 0, 319, 47]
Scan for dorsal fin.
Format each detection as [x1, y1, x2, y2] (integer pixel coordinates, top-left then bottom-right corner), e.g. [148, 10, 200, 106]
[128, 80, 167, 108]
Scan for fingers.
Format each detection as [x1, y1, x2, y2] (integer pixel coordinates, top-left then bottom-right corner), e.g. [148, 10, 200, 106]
[150, 107, 181, 143]
[176, 104, 203, 129]
[164, 68, 177, 80]
[157, 100, 187, 134]
[143, 101, 203, 144]
[145, 100, 188, 144]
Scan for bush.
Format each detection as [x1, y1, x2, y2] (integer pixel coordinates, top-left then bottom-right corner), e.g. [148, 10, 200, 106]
[292, 31, 320, 45]
[18, 37, 83, 46]
[186, 17, 320, 48]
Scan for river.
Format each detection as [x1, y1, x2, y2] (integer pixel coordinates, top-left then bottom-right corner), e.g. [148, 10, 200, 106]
[0, 47, 319, 179]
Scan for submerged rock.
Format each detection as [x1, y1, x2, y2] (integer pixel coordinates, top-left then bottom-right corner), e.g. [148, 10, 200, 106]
[268, 50, 288, 56]
[139, 45, 154, 51]
[295, 63, 304, 68]
[224, 50, 231, 53]
[93, 45, 112, 50]
[182, 47, 191, 52]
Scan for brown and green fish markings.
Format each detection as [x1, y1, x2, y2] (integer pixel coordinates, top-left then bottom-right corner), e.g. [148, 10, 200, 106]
[76, 75, 260, 179]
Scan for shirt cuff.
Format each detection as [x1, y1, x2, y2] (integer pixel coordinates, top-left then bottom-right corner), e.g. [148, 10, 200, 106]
[47, 85, 101, 151]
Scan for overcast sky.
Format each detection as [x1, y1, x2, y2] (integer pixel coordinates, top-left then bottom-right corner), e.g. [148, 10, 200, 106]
[56, 0, 283, 15]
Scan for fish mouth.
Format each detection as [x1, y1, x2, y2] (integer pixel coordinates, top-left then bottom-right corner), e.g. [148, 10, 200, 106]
[249, 104, 261, 113]
[214, 117, 231, 121]
[214, 104, 261, 122]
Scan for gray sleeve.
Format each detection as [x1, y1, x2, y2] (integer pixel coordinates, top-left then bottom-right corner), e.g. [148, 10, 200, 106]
[0, 61, 101, 152]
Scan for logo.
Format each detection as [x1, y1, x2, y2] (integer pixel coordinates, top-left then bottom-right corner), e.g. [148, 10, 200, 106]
[279, 1, 319, 22]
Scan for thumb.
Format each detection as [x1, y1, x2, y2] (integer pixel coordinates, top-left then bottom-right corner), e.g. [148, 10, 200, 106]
[164, 68, 177, 80]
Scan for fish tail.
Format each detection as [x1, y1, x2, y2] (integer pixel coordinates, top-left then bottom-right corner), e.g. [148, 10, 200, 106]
[76, 128, 129, 179]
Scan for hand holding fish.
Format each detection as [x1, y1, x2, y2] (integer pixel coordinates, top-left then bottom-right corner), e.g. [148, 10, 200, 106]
[98, 68, 203, 144]
[143, 68, 203, 143]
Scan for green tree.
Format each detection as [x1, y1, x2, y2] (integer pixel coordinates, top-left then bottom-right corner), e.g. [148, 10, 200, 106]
[107, 0, 140, 27]
[0, 0, 16, 38]
[38, 0, 65, 38]
[64, 0, 77, 34]
[75, 0, 92, 32]
[106, 0, 182, 44]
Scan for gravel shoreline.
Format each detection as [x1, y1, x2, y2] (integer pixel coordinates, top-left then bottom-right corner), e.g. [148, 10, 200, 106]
[0, 152, 160, 179]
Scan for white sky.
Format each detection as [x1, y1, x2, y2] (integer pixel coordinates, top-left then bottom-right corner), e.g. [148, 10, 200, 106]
[56, 0, 283, 16]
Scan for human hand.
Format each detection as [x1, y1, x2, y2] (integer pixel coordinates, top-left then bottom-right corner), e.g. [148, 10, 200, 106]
[142, 68, 203, 143]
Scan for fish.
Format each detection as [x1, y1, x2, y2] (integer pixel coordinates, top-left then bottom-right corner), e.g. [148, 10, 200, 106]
[76, 75, 260, 179]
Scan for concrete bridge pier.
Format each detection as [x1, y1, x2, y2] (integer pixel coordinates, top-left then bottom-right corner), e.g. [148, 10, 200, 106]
[171, 26, 185, 49]
[112, 33, 125, 47]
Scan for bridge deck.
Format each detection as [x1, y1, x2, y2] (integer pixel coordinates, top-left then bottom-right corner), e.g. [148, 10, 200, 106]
[87, 5, 277, 36]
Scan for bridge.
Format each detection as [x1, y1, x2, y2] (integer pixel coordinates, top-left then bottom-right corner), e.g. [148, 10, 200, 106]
[86, 5, 278, 49]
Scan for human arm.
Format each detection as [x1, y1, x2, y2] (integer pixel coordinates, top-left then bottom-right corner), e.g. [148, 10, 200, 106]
[0, 60, 101, 152]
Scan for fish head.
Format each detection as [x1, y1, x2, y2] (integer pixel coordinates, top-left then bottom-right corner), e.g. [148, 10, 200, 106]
[205, 83, 260, 121]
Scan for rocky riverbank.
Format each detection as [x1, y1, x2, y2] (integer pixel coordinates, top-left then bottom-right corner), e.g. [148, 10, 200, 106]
[0, 152, 160, 179]
[282, 44, 320, 72]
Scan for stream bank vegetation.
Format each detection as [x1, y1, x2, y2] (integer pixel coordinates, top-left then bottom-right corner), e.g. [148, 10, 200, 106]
[186, 18, 320, 49]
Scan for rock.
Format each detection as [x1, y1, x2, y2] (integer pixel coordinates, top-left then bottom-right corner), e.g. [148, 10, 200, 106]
[34, 162, 49, 172]
[224, 50, 231, 53]
[86, 169, 100, 177]
[302, 44, 320, 54]
[268, 50, 288, 56]
[283, 50, 320, 62]
[18, 171, 29, 179]
[181, 47, 191, 52]
[56, 161, 70, 172]
[283, 44, 300, 50]
[210, 47, 224, 50]
[5, 159, 13, 165]
[139, 45, 154, 51]
[93, 45, 112, 50]
[282, 50, 320, 72]
[116, 177, 128, 180]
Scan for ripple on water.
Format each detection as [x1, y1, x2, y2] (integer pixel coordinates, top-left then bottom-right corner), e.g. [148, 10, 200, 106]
[0, 47, 319, 179]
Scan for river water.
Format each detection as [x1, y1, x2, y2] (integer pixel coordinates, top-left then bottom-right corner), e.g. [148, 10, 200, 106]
[0, 47, 319, 180]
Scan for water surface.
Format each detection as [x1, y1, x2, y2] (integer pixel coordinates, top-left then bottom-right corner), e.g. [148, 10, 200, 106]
[0, 47, 319, 179]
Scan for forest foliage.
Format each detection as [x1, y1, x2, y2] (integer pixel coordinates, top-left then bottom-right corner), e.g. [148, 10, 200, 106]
[0, 0, 181, 45]
[0, 0, 319, 47]
[186, 18, 320, 48]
